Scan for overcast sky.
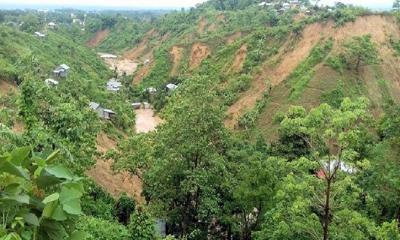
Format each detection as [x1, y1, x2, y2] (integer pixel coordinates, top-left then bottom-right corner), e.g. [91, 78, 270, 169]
[0, 0, 393, 9]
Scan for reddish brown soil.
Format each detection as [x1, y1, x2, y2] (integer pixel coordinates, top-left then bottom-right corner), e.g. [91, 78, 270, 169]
[170, 46, 184, 76]
[190, 43, 210, 69]
[231, 45, 247, 72]
[86, 29, 110, 48]
[86, 133, 144, 203]
[0, 80, 16, 95]
[226, 15, 400, 129]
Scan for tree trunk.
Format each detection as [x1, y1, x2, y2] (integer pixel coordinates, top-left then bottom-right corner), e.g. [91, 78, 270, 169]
[323, 179, 332, 240]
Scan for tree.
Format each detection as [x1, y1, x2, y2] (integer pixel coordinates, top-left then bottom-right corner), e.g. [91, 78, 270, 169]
[0, 147, 85, 240]
[393, 0, 400, 11]
[343, 35, 379, 73]
[116, 76, 230, 238]
[256, 98, 376, 240]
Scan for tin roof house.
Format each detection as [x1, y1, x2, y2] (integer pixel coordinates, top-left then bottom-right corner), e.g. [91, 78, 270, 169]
[48, 22, 56, 29]
[53, 64, 70, 78]
[34, 32, 46, 38]
[106, 78, 122, 92]
[89, 102, 116, 120]
[166, 83, 178, 92]
[45, 78, 59, 87]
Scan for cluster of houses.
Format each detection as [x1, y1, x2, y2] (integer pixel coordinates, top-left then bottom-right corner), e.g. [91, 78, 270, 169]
[44, 64, 70, 87]
[258, 0, 310, 13]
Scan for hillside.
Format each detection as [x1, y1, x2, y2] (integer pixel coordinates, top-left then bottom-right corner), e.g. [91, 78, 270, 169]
[86, 4, 400, 139]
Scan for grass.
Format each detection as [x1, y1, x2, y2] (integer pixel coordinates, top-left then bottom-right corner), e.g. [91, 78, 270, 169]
[287, 39, 333, 101]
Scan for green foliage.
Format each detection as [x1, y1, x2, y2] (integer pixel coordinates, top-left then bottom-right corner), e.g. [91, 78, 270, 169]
[288, 39, 333, 100]
[326, 54, 347, 72]
[75, 216, 130, 240]
[320, 81, 345, 108]
[114, 194, 136, 225]
[0, 147, 84, 240]
[256, 98, 377, 240]
[342, 34, 379, 73]
[238, 91, 269, 129]
[128, 209, 155, 240]
[332, 4, 370, 26]
[81, 182, 116, 221]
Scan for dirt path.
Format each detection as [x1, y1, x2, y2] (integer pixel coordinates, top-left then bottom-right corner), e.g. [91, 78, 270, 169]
[190, 43, 210, 69]
[86, 133, 144, 203]
[0, 80, 16, 96]
[135, 109, 162, 133]
[170, 46, 184, 76]
[226, 32, 243, 44]
[231, 45, 247, 73]
[87, 29, 110, 48]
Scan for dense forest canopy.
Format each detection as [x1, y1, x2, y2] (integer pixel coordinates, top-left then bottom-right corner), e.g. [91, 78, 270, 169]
[1, 0, 400, 239]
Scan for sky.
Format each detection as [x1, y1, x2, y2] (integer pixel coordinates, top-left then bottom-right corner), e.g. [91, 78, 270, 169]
[0, 0, 393, 10]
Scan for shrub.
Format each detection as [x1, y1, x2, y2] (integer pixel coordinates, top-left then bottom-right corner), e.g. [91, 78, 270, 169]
[75, 216, 130, 240]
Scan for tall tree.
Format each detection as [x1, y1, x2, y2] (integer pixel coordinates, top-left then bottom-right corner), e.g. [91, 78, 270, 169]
[256, 98, 376, 240]
[343, 35, 379, 74]
[117, 76, 230, 238]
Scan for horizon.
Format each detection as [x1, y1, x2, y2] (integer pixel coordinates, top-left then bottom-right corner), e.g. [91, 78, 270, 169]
[0, 0, 393, 11]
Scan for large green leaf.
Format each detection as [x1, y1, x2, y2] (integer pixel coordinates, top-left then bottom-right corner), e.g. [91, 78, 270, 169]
[2, 194, 30, 204]
[59, 185, 83, 215]
[61, 198, 82, 215]
[43, 193, 59, 204]
[67, 231, 88, 240]
[36, 171, 62, 188]
[23, 213, 39, 226]
[38, 220, 68, 240]
[45, 165, 74, 180]
[0, 160, 30, 180]
[52, 204, 67, 221]
[42, 201, 58, 219]
[45, 150, 60, 163]
[10, 147, 31, 167]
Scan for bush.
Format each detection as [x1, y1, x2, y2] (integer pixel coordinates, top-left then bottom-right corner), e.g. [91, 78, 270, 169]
[76, 216, 130, 240]
[114, 194, 136, 225]
[128, 210, 155, 240]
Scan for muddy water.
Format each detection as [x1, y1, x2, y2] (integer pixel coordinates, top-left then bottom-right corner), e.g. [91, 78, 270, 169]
[135, 108, 162, 133]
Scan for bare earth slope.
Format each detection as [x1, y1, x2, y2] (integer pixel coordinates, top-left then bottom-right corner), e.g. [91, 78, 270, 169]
[226, 15, 400, 129]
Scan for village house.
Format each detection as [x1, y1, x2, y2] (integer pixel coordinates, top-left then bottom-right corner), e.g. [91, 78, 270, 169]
[166, 83, 178, 92]
[316, 160, 356, 179]
[72, 18, 84, 26]
[258, 1, 274, 7]
[132, 102, 142, 110]
[106, 78, 122, 92]
[146, 87, 157, 95]
[143, 102, 151, 109]
[34, 32, 46, 38]
[89, 102, 116, 120]
[53, 64, 70, 78]
[48, 22, 57, 29]
[100, 53, 118, 59]
[45, 78, 59, 87]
